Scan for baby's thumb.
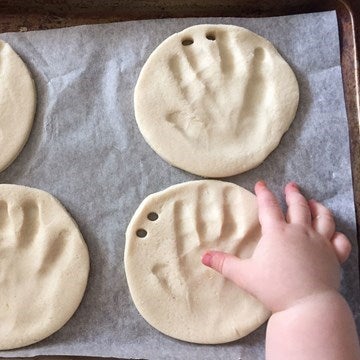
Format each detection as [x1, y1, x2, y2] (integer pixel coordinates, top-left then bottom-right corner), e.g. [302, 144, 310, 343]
[202, 251, 254, 294]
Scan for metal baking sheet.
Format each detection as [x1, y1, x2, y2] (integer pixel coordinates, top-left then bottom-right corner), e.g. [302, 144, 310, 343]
[0, 11, 358, 360]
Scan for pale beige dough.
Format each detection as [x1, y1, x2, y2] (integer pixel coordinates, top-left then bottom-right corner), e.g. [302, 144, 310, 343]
[0, 40, 36, 172]
[0, 184, 89, 350]
[134, 24, 299, 177]
[125, 180, 270, 344]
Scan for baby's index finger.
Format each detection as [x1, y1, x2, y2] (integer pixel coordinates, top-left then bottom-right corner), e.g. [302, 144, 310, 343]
[255, 181, 285, 228]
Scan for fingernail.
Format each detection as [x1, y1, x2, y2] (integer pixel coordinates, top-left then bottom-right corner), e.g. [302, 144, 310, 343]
[257, 180, 266, 188]
[289, 181, 298, 189]
[202, 252, 213, 267]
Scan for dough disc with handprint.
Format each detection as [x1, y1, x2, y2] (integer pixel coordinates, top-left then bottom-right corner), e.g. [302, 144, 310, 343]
[135, 24, 299, 177]
[0, 184, 89, 350]
[0, 40, 36, 172]
[125, 180, 270, 344]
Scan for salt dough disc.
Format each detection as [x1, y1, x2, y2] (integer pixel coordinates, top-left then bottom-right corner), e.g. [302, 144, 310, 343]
[0, 184, 89, 350]
[0, 40, 36, 172]
[125, 180, 270, 344]
[134, 24, 299, 177]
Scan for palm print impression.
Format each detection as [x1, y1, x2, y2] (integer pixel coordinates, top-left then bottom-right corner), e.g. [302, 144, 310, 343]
[135, 25, 298, 177]
[165, 29, 270, 144]
[0, 185, 89, 350]
[125, 181, 268, 343]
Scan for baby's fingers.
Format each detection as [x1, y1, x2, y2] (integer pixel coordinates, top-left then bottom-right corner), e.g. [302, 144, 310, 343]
[330, 232, 352, 263]
[255, 181, 285, 229]
[308, 199, 335, 239]
[202, 251, 254, 294]
[285, 182, 311, 225]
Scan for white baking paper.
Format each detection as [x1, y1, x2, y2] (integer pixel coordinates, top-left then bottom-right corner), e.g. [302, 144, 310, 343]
[0, 10, 359, 360]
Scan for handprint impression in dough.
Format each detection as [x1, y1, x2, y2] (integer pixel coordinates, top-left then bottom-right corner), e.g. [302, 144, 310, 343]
[0, 199, 70, 282]
[166, 29, 269, 143]
[148, 184, 259, 308]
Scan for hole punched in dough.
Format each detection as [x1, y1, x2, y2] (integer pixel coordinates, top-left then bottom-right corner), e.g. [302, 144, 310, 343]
[136, 228, 147, 238]
[206, 32, 216, 41]
[182, 38, 194, 46]
[147, 212, 159, 221]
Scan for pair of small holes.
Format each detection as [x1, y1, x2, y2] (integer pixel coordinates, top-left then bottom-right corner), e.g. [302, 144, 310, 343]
[136, 212, 159, 238]
[181, 33, 216, 46]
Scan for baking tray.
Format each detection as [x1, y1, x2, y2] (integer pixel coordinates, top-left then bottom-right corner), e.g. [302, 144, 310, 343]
[0, 0, 359, 359]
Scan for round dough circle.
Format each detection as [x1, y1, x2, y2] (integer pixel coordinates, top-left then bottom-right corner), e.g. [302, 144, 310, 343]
[0, 184, 89, 350]
[125, 180, 270, 344]
[0, 40, 36, 172]
[134, 24, 299, 177]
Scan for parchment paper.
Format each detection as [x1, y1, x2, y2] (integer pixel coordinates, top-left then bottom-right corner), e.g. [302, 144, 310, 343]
[0, 11, 359, 360]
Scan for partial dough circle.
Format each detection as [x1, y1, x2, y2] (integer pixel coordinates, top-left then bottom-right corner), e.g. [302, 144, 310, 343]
[135, 24, 299, 177]
[0, 40, 36, 172]
[125, 180, 270, 344]
[0, 185, 89, 350]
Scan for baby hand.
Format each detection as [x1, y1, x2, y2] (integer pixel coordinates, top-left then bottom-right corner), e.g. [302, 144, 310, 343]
[202, 181, 351, 312]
